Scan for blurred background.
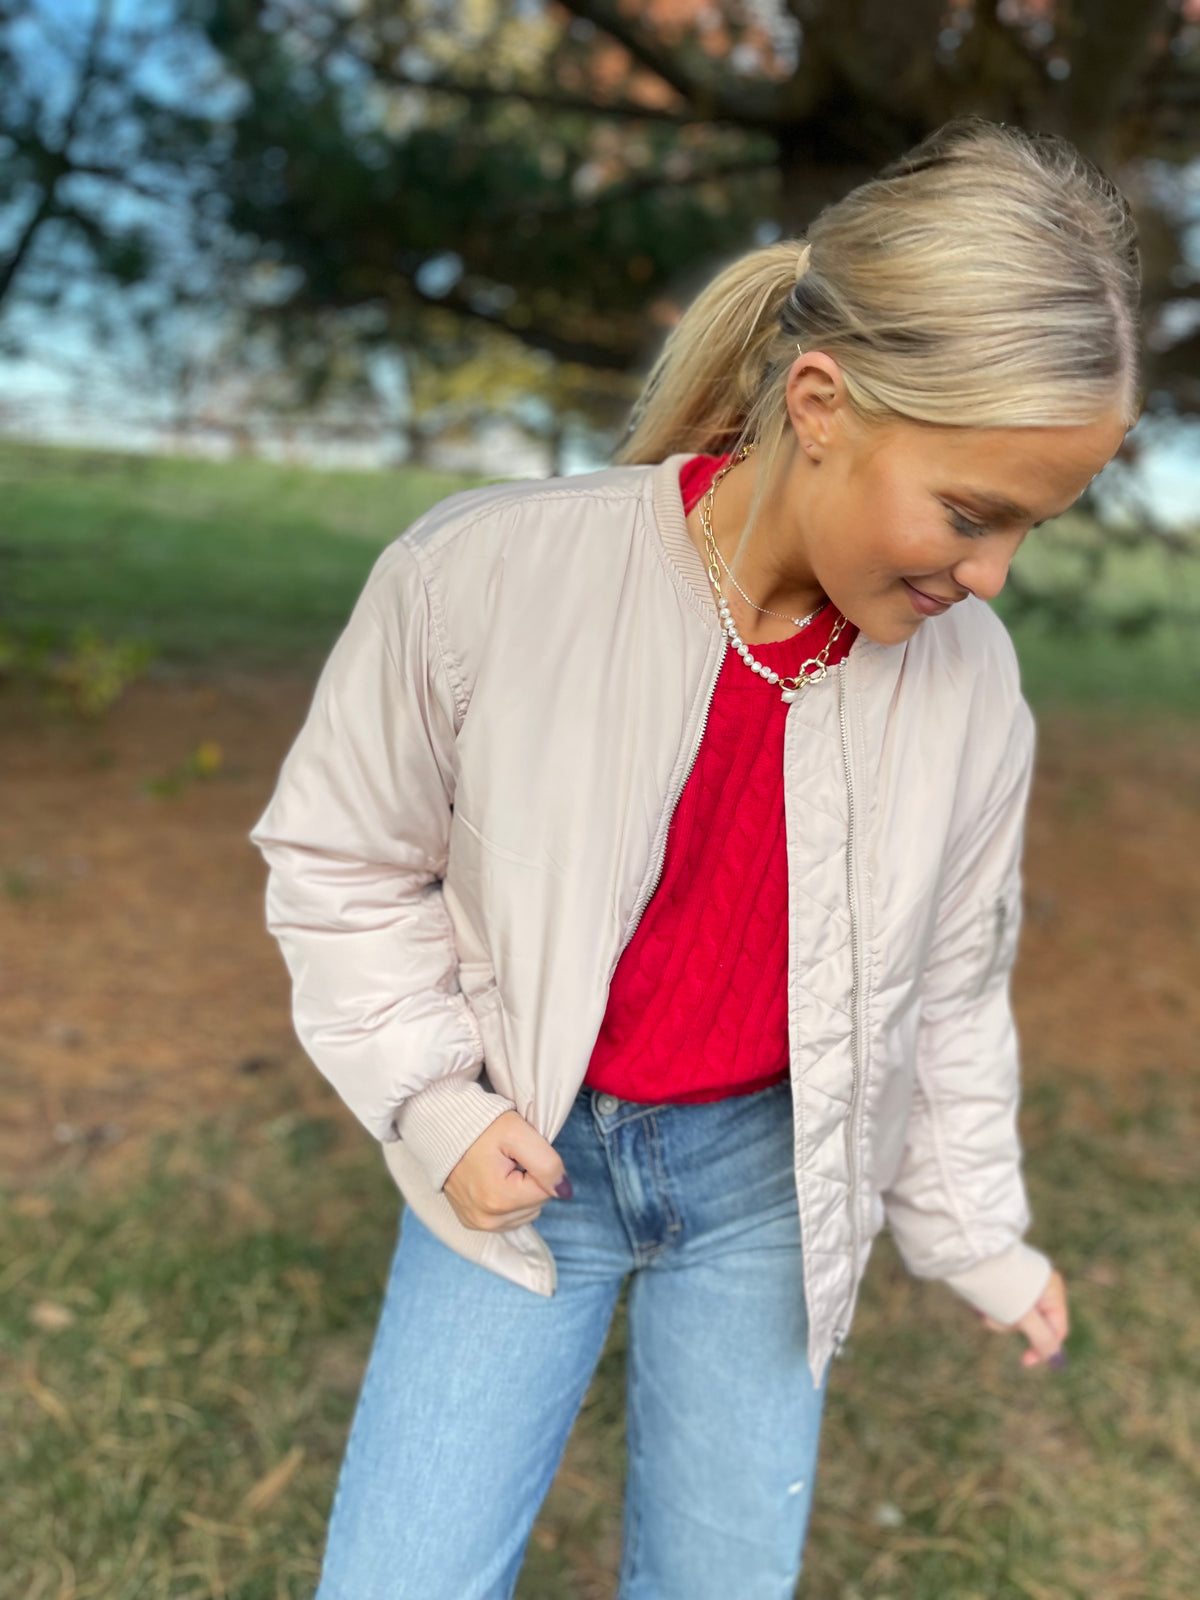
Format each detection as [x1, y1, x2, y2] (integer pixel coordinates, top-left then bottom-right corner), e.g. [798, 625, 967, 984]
[2, 3, 1198, 1597]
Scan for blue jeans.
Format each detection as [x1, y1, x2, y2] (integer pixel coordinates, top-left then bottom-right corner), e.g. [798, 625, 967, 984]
[314, 1080, 828, 1600]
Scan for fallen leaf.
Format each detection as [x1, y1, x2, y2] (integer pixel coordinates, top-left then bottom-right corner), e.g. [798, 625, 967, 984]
[192, 740, 223, 776]
[178, 1510, 252, 1540]
[22, 1366, 72, 1428]
[30, 1300, 75, 1332]
[242, 1446, 305, 1513]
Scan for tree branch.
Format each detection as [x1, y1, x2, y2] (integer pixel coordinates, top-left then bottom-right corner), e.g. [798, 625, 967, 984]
[508, 152, 776, 221]
[411, 281, 643, 369]
[552, 0, 703, 105]
[281, 277, 642, 371]
[375, 63, 703, 124]
[553, 0, 789, 126]
[61, 162, 172, 206]
[0, 0, 113, 311]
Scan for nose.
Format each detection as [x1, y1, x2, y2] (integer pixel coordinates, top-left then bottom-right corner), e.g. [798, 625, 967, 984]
[950, 538, 1019, 604]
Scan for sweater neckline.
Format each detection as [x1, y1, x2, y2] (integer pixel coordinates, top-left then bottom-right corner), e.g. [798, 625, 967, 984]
[649, 454, 864, 667]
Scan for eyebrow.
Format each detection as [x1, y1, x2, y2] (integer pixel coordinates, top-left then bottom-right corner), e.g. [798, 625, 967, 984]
[946, 488, 1034, 522]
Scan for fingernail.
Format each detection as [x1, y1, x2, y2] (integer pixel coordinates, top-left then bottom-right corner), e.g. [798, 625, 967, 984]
[554, 1175, 573, 1200]
[1048, 1350, 1068, 1370]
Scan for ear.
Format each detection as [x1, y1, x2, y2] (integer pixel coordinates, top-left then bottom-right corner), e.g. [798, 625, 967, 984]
[784, 351, 849, 461]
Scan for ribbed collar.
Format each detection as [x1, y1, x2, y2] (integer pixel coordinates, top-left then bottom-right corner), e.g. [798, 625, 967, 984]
[649, 453, 726, 630]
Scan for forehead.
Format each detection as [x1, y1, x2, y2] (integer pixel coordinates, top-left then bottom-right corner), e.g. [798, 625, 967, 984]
[882, 411, 1127, 511]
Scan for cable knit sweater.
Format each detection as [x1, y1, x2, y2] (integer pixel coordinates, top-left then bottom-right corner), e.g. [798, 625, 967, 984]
[583, 455, 858, 1104]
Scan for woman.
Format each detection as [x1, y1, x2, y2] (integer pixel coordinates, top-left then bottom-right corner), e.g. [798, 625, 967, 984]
[250, 117, 1139, 1600]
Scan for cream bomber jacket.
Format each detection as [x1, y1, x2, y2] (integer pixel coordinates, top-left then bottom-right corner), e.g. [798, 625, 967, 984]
[249, 455, 1053, 1386]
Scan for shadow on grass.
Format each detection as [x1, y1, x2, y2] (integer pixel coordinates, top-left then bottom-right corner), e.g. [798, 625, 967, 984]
[3, 1072, 1198, 1599]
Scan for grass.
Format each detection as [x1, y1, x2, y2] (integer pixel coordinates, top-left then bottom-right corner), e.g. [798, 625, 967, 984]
[2, 437, 1199, 707]
[0, 440, 475, 673]
[3, 434, 1199, 1594]
[996, 510, 1200, 712]
[3, 1069, 1198, 1600]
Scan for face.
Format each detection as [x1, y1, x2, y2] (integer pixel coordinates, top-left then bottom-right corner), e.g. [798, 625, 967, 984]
[781, 355, 1130, 647]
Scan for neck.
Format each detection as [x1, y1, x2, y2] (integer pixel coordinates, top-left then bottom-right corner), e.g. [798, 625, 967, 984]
[694, 449, 826, 642]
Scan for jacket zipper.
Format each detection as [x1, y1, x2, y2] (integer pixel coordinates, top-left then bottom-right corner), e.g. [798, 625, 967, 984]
[616, 640, 727, 967]
[835, 666, 863, 1352]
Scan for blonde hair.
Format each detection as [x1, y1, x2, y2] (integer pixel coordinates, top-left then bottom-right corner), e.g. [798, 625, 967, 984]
[616, 118, 1141, 488]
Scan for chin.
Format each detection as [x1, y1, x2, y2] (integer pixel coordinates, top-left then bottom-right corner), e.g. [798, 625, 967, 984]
[847, 608, 924, 649]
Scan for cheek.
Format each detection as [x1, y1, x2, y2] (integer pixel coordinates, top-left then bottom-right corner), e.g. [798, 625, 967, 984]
[847, 519, 932, 584]
[875, 510, 955, 577]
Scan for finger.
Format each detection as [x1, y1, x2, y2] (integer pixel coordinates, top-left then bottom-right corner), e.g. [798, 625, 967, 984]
[1041, 1273, 1070, 1343]
[498, 1120, 571, 1200]
[497, 1162, 565, 1207]
[1017, 1306, 1063, 1367]
[1021, 1273, 1069, 1364]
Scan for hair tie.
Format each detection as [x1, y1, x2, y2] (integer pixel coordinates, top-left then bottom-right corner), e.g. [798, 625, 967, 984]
[794, 242, 812, 280]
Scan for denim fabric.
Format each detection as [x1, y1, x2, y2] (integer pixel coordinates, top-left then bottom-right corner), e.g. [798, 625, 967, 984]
[314, 1080, 828, 1600]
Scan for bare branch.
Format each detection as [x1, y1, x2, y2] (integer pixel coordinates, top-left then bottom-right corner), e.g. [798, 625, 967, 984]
[0, 0, 115, 310]
[61, 162, 172, 206]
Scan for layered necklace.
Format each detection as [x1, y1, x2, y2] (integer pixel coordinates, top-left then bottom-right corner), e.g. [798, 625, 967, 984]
[699, 447, 848, 704]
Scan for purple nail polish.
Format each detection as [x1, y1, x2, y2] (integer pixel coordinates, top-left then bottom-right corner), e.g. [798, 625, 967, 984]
[555, 1175, 573, 1200]
[1048, 1350, 1068, 1370]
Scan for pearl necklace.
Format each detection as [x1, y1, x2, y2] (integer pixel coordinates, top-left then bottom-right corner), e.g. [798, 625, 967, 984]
[700, 450, 848, 704]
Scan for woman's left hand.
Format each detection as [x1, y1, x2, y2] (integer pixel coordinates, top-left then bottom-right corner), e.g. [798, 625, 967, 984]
[980, 1269, 1070, 1369]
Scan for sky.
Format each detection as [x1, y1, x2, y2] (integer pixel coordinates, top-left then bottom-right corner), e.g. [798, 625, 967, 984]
[2, 0, 1199, 516]
[5, 310, 1199, 526]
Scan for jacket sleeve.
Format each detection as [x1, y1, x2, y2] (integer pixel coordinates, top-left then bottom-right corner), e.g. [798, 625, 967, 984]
[880, 693, 1054, 1326]
[247, 540, 515, 1189]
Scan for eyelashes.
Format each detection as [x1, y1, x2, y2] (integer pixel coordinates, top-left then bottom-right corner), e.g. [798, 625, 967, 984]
[944, 505, 1049, 538]
[945, 506, 990, 538]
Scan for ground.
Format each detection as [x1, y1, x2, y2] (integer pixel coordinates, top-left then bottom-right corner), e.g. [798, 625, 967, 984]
[5, 438, 1199, 1598]
[4, 673, 1200, 1600]
[1, 673, 1197, 1184]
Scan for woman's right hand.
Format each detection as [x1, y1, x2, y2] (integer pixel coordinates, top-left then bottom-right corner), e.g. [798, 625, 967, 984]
[443, 1110, 572, 1232]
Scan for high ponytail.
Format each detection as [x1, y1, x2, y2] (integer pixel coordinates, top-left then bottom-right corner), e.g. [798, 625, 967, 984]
[615, 118, 1140, 478]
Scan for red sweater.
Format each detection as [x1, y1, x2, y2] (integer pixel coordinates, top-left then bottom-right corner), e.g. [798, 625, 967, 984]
[582, 455, 858, 1104]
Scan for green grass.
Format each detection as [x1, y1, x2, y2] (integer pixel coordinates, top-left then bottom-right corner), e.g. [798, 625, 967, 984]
[2, 436, 1199, 706]
[996, 510, 1200, 712]
[0, 440, 475, 672]
[4, 1069, 1198, 1599]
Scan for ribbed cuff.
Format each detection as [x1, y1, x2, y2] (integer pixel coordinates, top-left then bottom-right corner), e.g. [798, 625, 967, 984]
[942, 1240, 1054, 1326]
[391, 1076, 517, 1192]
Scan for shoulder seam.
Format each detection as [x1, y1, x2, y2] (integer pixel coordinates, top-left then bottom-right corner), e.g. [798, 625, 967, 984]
[400, 476, 648, 559]
[368, 541, 468, 732]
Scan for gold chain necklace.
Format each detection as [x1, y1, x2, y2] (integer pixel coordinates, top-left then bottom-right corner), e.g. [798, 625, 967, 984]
[700, 448, 848, 704]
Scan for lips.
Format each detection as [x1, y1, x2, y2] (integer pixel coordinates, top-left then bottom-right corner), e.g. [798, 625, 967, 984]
[902, 579, 959, 616]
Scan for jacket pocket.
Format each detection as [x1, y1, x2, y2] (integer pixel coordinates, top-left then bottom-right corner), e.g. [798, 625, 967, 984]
[968, 890, 1018, 1001]
[463, 976, 517, 1103]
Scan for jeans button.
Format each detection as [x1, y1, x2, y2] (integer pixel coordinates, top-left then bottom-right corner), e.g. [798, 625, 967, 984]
[596, 1093, 620, 1115]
